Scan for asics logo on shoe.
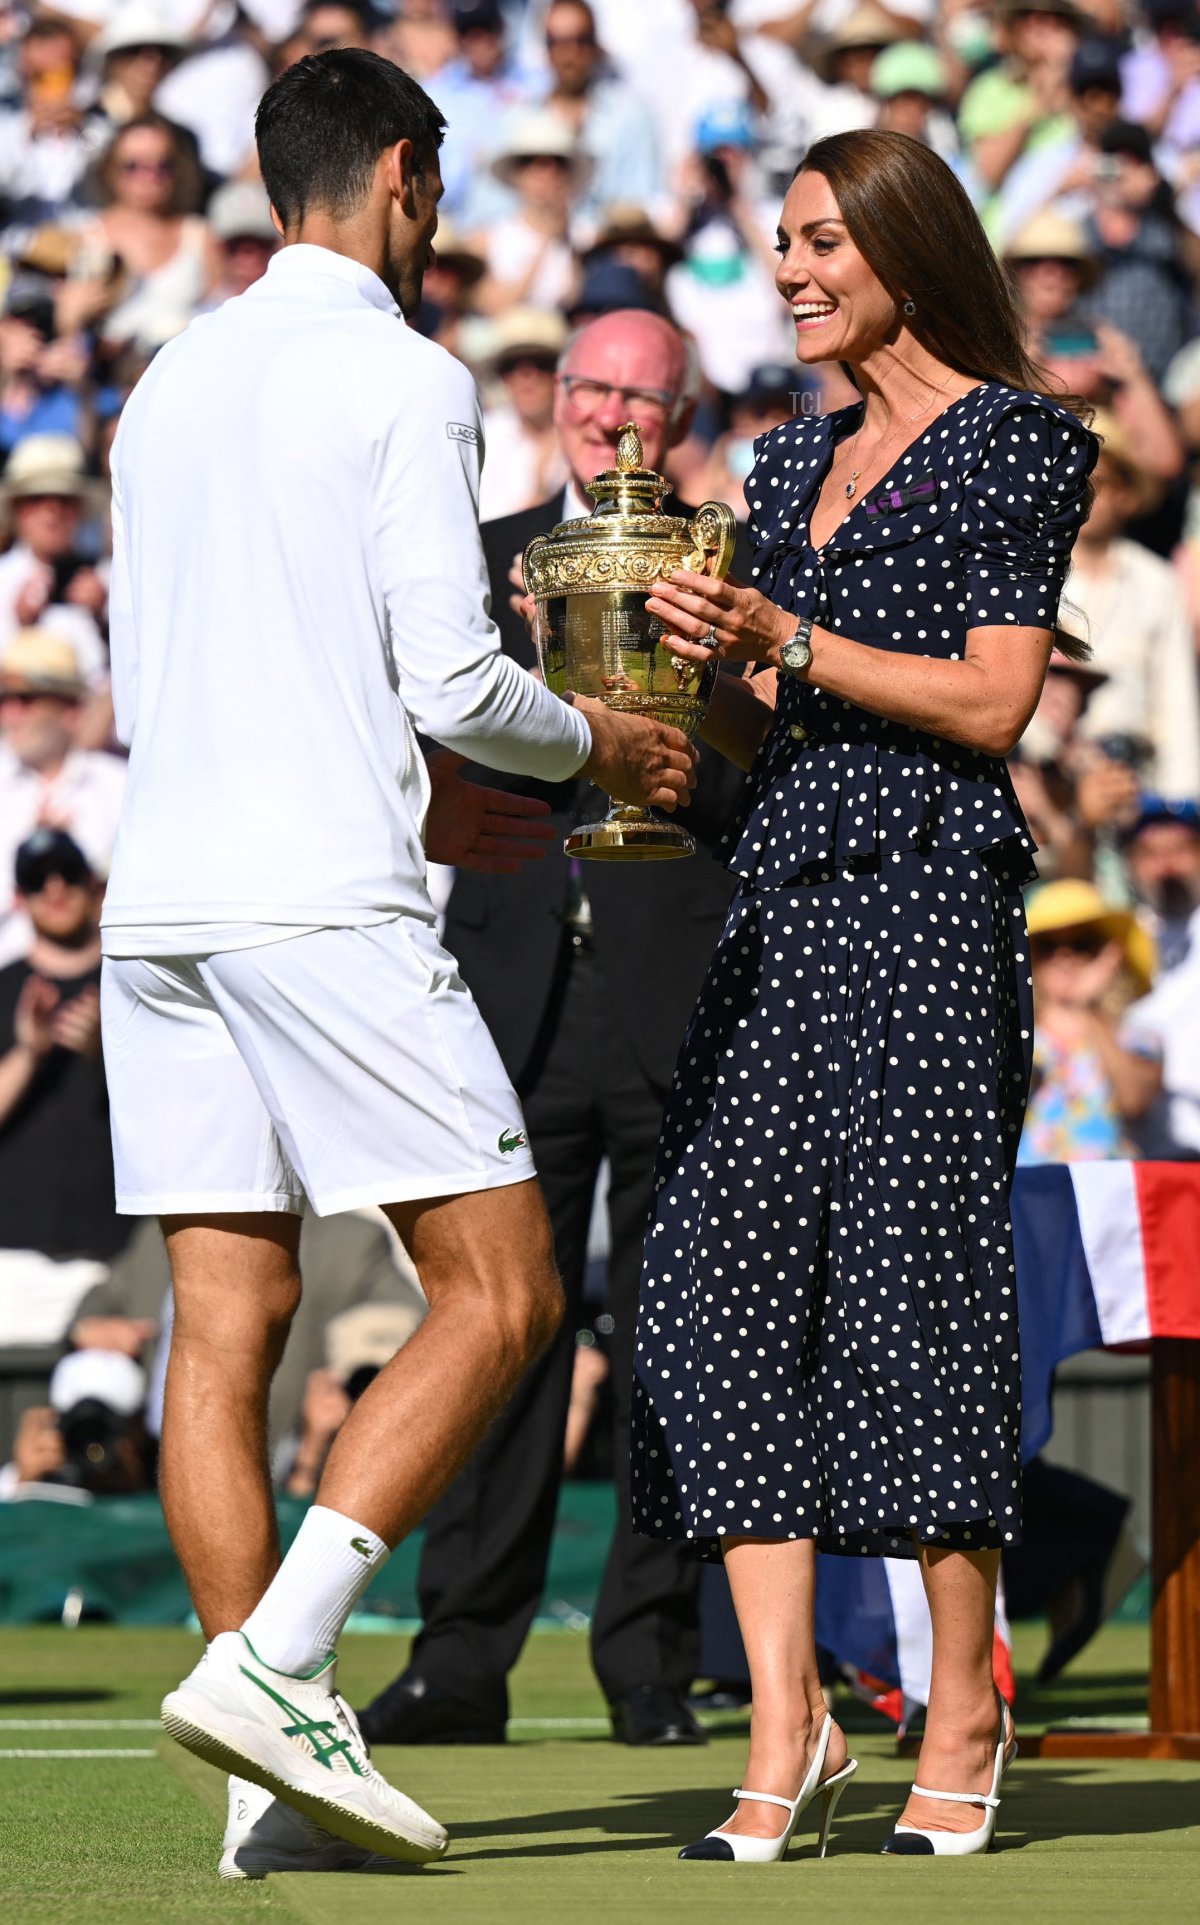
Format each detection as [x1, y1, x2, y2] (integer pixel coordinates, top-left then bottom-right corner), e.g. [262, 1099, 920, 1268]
[350, 1536, 371, 1558]
[498, 1127, 526, 1154]
[238, 1666, 364, 1776]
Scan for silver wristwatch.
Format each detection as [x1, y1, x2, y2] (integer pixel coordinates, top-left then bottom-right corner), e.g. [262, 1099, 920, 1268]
[778, 615, 814, 676]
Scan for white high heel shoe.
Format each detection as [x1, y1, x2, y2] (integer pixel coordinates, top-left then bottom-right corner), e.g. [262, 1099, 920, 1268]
[679, 1714, 858, 1863]
[881, 1698, 1016, 1857]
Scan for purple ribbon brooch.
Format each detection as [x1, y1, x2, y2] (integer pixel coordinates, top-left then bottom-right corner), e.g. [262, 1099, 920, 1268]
[862, 471, 939, 521]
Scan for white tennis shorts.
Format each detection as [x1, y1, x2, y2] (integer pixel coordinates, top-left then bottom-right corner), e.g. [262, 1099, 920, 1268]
[100, 916, 536, 1216]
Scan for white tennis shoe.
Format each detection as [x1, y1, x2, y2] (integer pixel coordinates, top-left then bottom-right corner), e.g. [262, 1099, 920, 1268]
[220, 1775, 414, 1879]
[162, 1631, 447, 1864]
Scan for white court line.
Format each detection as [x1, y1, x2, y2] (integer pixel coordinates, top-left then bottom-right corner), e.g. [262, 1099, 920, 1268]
[0, 1719, 159, 1730]
[0, 1749, 156, 1759]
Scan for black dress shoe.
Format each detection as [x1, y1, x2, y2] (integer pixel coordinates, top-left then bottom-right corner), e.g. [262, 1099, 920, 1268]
[610, 1684, 707, 1747]
[356, 1670, 506, 1745]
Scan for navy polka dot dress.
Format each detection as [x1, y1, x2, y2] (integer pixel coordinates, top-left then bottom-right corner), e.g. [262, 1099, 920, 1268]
[631, 384, 1096, 1560]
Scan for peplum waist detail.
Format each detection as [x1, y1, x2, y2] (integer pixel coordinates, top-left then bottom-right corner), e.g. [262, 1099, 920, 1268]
[724, 679, 1036, 889]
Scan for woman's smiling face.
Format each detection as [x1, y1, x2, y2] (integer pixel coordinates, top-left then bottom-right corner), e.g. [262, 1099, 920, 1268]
[774, 169, 900, 367]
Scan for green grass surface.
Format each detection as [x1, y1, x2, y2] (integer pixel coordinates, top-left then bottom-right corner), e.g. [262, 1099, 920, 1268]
[0, 1623, 1196, 1923]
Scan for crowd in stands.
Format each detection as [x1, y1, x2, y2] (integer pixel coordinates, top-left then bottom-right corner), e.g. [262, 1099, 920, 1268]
[2, 0, 1200, 1498]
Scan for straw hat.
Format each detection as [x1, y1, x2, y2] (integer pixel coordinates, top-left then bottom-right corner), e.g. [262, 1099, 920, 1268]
[0, 628, 86, 700]
[428, 218, 486, 286]
[1, 435, 103, 507]
[818, 2, 907, 81]
[94, 1, 186, 60]
[490, 110, 592, 192]
[15, 226, 77, 278]
[208, 181, 277, 246]
[1090, 406, 1164, 515]
[578, 203, 683, 270]
[483, 305, 568, 368]
[1004, 210, 1100, 289]
[1026, 879, 1156, 995]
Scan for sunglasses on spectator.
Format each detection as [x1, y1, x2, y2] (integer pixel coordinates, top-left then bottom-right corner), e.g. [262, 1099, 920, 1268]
[1014, 256, 1082, 272]
[1031, 933, 1106, 959]
[115, 42, 174, 58]
[513, 153, 572, 170]
[557, 374, 677, 420]
[547, 31, 595, 47]
[16, 853, 91, 894]
[119, 157, 175, 177]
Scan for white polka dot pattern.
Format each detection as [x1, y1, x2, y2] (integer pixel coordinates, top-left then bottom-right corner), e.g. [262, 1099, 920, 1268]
[630, 846, 1033, 1560]
[724, 382, 1097, 890]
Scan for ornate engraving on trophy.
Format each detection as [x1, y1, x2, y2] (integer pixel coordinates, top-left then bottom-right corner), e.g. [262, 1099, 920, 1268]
[523, 422, 736, 859]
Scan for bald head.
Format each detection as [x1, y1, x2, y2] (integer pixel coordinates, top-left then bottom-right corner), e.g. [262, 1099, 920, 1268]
[554, 308, 695, 491]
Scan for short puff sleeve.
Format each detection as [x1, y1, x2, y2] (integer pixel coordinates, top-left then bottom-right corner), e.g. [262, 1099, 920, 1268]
[959, 401, 1097, 629]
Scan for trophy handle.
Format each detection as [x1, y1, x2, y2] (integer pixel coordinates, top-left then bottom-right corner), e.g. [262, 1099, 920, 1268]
[522, 533, 549, 596]
[682, 500, 738, 582]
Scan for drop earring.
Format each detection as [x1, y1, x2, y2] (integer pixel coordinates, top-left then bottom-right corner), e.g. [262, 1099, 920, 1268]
[902, 298, 917, 316]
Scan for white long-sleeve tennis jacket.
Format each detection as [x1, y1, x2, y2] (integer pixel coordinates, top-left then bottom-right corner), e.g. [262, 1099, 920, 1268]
[101, 243, 590, 958]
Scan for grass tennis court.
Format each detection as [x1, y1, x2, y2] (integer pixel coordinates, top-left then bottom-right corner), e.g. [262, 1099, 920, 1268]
[1, 1622, 1196, 1923]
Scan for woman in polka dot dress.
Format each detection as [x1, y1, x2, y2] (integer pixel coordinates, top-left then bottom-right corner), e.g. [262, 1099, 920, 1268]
[630, 131, 1097, 1862]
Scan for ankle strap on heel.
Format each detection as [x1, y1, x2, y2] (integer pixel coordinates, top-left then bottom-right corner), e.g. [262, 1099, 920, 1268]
[733, 1789, 798, 1812]
[909, 1784, 1001, 1810]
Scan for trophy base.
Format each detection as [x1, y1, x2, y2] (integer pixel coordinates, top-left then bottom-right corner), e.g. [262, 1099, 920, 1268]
[566, 812, 695, 861]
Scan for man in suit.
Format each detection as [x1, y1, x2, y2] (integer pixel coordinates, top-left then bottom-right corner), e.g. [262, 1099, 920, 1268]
[358, 309, 751, 1748]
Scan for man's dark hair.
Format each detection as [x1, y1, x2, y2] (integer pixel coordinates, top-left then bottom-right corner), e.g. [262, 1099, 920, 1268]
[255, 49, 445, 227]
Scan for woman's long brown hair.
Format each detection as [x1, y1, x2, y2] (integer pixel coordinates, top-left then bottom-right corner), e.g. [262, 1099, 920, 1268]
[796, 129, 1094, 659]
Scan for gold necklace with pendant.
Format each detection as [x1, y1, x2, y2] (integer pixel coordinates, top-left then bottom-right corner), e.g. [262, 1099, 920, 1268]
[841, 377, 953, 500]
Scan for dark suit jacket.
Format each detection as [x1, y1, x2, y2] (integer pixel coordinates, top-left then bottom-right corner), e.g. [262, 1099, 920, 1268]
[443, 492, 752, 1092]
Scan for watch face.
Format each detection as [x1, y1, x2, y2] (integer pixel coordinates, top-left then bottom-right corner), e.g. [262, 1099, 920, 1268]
[782, 636, 812, 671]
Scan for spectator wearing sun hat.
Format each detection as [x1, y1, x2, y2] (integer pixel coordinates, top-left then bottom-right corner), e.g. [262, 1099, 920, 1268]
[1020, 878, 1161, 1164]
[808, 1, 910, 141]
[88, 1, 186, 142]
[0, 630, 125, 968]
[664, 96, 792, 395]
[473, 108, 592, 314]
[870, 42, 959, 161]
[477, 306, 570, 520]
[199, 181, 279, 311]
[0, 434, 108, 685]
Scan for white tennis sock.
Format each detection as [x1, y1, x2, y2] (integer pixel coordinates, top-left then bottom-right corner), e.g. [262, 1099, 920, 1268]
[240, 1504, 389, 1677]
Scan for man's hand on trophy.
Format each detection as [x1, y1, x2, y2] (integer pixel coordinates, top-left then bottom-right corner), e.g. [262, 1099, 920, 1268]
[647, 569, 794, 668]
[507, 549, 537, 634]
[574, 699, 698, 811]
[424, 749, 556, 872]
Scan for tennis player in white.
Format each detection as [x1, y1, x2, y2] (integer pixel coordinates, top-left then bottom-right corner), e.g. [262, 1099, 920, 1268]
[100, 49, 696, 1869]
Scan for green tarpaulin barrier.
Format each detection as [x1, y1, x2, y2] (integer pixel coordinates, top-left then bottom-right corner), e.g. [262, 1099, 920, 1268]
[0, 1483, 618, 1627]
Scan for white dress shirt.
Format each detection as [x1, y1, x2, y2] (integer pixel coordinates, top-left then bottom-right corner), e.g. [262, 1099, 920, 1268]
[1066, 538, 1200, 800]
[101, 244, 590, 958]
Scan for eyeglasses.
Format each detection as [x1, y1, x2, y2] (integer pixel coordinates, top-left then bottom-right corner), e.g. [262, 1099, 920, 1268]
[118, 157, 175, 177]
[17, 858, 90, 893]
[557, 374, 677, 420]
[1031, 933, 1105, 959]
[498, 353, 558, 377]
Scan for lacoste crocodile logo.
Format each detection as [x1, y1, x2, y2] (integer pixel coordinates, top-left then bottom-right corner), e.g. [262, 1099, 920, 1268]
[350, 1536, 371, 1557]
[498, 1127, 527, 1155]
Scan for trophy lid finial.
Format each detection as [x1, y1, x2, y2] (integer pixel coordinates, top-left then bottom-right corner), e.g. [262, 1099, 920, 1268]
[616, 422, 643, 473]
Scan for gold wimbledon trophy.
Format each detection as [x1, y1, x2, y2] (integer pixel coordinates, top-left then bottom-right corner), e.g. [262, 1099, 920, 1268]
[523, 422, 737, 860]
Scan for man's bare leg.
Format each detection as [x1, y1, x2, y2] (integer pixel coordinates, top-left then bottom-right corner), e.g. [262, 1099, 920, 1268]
[315, 1178, 562, 1541]
[160, 1181, 561, 1642]
[160, 1212, 302, 1638]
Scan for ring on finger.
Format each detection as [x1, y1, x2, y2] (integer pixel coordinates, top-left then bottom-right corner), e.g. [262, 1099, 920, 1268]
[702, 624, 719, 646]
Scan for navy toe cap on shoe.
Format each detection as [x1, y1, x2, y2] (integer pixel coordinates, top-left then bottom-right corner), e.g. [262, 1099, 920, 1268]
[679, 1837, 736, 1860]
[881, 1831, 934, 1854]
